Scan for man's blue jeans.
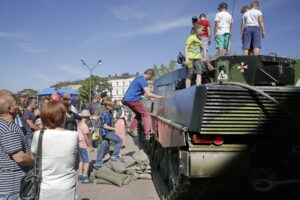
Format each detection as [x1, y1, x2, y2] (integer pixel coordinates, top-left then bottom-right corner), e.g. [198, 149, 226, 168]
[96, 132, 122, 163]
[0, 193, 21, 200]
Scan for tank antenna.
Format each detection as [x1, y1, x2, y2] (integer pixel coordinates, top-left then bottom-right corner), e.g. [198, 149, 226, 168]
[231, 0, 236, 17]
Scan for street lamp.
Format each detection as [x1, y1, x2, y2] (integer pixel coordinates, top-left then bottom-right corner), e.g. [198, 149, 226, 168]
[80, 58, 102, 102]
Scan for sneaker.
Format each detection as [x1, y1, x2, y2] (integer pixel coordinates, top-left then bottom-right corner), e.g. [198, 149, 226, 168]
[93, 162, 105, 169]
[77, 174, 83, 182]
[127, 130, 138, 137]
[111, 156, 124, 162]
[81, 178, 94, 184]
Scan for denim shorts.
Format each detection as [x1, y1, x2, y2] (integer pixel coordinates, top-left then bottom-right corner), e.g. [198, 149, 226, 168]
[79, 148, 90, 163]
[243, 26, 261, 49]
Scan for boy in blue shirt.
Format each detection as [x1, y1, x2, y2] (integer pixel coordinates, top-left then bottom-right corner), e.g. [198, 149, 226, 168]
[94, 101, 123, 168]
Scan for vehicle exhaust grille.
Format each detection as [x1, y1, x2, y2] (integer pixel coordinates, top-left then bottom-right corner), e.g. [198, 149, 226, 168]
[200, 86, 300, 135]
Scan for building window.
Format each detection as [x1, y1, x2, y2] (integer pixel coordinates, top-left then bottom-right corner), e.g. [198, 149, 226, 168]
[123, 81, 125, 86]
[116, 90, 118, 95]
[116, 82, 118, 86]
[122, 89, 125, 95]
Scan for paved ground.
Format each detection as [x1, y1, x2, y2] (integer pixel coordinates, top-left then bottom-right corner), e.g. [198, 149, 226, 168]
[76, 135, 163, 200]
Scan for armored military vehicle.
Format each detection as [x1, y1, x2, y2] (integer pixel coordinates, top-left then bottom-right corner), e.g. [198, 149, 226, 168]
[141, 55, 300, 199]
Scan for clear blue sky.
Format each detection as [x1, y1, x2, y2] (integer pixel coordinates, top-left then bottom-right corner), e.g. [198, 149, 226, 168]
[1, 0, 299, 93]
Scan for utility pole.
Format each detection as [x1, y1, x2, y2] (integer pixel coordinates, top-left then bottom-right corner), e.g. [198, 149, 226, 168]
[80, 58, 102, 102]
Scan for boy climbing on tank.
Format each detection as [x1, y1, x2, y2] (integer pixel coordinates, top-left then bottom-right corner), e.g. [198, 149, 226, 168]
[94, 101, 123, 168]
[185, 23, 205, 88]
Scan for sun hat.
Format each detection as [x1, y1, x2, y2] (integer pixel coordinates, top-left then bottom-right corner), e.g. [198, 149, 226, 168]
[81, 110, 91, 117]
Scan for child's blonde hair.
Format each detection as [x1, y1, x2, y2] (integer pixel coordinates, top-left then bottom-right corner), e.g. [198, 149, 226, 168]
[194, 23, 204, 30]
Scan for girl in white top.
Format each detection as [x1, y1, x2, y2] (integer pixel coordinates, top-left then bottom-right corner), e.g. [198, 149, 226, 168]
[241, 1, 266, 55]
[31, 101, 78, 200]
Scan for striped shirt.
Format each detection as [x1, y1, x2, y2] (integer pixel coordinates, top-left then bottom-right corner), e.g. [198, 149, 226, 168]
[0, 119, 31, 194]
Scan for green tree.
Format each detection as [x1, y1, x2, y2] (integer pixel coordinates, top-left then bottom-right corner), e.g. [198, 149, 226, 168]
[153, 64, 159, 80]
[152, 60, 178, 80]
[16, 88, 37, 98]
[168, 60, 176, 72]
[78, 75, 111, 104]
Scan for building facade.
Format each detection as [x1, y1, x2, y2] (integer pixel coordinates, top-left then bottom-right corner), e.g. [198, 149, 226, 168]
[107, 72, 139, 100]
[50, 73, 140, 100]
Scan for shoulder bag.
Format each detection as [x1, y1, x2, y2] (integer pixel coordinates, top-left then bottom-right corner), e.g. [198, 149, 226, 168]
[20, 129, 45, 200]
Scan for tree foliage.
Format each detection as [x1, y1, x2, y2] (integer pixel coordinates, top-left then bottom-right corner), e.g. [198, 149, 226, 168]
[78, 75, 111, 104]
[152, 59, 177, 80]
[16, 88, 37, 98]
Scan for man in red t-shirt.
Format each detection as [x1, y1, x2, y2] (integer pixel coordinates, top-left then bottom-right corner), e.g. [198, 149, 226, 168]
[197, 13, 211, 60]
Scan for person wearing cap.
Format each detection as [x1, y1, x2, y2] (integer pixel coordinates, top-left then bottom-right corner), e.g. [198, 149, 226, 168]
[190, 16, 199, 34]
[241, 1, 266, 55]
[77, 110, 94, 184]
[197, 13, 211, 60]
[214, 2, 233, 56]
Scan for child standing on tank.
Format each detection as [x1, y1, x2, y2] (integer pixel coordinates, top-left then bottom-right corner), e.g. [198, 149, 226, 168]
[185, 23, 205, 88]
[197, 13, 211, 60]
[214, 2, 233, 56]
[240, 5, 254, 55]
[241, 1, 266, 55]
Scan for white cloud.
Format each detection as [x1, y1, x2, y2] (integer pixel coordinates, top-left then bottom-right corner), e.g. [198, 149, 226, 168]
[18, 43, 44, 53]
[0, 31, 18, 37]
[116, 16, 190, 37]
[31, 72, 57, 83]
[0, 31, 31, 38]
[117, 12, 215, 37]
[111, 6, 146, 21]
[59, 64, 88, 78]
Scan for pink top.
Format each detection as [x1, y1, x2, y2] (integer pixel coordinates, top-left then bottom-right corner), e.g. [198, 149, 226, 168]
[77, 121, 89, 148]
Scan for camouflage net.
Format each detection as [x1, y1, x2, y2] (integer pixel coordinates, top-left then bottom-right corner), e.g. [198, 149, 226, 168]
[90, 150, 152, 187]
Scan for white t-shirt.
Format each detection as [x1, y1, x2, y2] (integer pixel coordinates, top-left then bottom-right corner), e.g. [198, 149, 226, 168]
[214, 11, 233, 35]
[31, 129, 78, 190]
[243, 9, 262, 27]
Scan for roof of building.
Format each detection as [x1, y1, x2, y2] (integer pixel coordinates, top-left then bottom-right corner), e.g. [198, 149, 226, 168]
[50, 72, 139, 88]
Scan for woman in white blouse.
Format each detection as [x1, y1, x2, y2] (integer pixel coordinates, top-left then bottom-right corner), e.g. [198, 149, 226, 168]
[31, 101, 78, 200]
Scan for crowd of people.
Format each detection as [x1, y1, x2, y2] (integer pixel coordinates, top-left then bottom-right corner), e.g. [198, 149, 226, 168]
[0, 1, 267, 199]
[185, 1, 266, 87]
[0, 89, 133, 200]
[0, 68, 159, 199]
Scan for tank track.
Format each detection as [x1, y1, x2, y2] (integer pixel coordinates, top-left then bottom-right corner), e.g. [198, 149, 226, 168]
[139, 133, 299, 199]
[138, 133, 237, 200]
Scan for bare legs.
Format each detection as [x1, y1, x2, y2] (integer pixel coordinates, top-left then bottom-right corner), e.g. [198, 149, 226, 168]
[186, 74, 202, 88]
[244, 48, 259, 55]
[218, 48, 231, 56]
